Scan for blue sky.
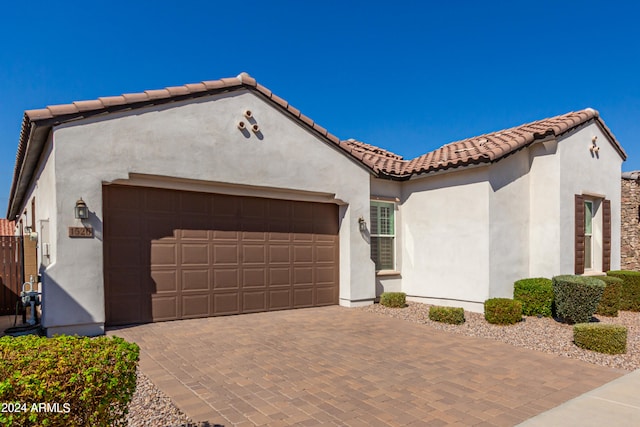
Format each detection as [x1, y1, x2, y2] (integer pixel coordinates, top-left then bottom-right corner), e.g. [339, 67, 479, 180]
[1, 1, 639, 215]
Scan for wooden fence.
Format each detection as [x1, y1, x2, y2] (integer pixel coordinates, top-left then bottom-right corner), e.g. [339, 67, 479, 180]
[0, 236, 23, 316]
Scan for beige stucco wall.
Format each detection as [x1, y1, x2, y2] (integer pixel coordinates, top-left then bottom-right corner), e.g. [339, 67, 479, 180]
[400, 167, 491, 310]
[558, 124, 623, 274]
[37, 89, 375, 336]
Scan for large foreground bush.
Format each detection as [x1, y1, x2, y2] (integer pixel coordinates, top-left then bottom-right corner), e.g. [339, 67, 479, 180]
[0, 335, 139, 426]
[513, 278, 553, 317]
[606, 270, 640, 312]
[573, 323, 627, 354]
[552, 275, 605, 324]
[595, 276, 623, 317]
[484, 298, 522, 325]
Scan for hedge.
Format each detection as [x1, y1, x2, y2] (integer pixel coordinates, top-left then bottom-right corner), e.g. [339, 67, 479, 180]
[379, 292, 406, 308]
[595, 276, 623, 317]
[573, 323, 627, 354]
[0, 335, 139, 426]
[606, 270, 640, 312]
[484, 298, 522, 325]
[513, 278, 553, 317]
[428, 306, 465, 325]
[552, 275, 605, 324]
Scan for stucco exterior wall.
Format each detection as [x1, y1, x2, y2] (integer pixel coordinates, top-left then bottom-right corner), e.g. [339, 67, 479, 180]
[558, 124, 623, 274]
[40, 90, 374, 335]
[488, 149, 530, 298]
[400, 167, 490, 311]
[621, 177, 640, 270]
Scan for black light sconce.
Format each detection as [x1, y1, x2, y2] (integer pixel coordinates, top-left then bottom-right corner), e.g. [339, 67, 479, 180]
[75, 198, 89, 219]
[358, 216, 367, 232]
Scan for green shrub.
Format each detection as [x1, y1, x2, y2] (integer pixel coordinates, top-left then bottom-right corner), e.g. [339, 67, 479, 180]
[428, 306, 465, 325]
[379, 292, 406, 308]
[595, 276, 623, 317]
[0, 335, 139, 427]
[573, 323, 627, 354]
[513, 278, 553, 317]
[484, 298, 522, 325]
[606, 270, 640, 312]
[552, 275, 605, 324]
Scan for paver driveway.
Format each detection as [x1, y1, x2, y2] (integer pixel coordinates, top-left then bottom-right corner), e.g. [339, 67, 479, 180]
[108, 306, 625, 426]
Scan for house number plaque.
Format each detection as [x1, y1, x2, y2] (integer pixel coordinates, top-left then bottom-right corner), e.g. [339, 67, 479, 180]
[68, 226, 94, 238]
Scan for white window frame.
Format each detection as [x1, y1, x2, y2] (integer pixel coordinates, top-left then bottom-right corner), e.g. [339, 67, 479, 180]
[584, 200, 593, 270]
[370, 200, 396, 271]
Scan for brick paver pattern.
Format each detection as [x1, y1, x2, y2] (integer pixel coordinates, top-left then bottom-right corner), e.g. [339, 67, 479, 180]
[108, 306, 625, 426]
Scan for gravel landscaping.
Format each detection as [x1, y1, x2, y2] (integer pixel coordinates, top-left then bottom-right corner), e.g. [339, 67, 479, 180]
[359, 301, 640, 371]
[125, 303, 639, 425]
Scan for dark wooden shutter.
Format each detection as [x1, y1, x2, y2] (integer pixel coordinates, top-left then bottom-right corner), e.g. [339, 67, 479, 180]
[575, 194, 585, 274]
[602, 199, 611, 272]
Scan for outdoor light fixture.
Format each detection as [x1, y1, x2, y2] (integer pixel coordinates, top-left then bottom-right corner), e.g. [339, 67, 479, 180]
[358, 216, 367, 232]
[24, 225, 32, 234]
[75, 198, 89, 219]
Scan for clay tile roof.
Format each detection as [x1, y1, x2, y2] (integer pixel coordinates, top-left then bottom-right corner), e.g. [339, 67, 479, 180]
[0, 219, 15, 236]
[403, 108, 626, 176]
[6, 72, 628, 219]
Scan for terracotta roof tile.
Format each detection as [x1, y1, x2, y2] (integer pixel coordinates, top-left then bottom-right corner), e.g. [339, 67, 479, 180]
[0, 219, 15, 236]
[6, 73, 628, 219]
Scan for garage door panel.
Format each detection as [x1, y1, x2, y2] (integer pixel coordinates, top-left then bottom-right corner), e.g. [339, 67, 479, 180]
[243, 268, 266, 288]
[214, 245, 239, 265]
[109, 238, 143, 267]
[151, 270, 178, 293]
[293, 246, 313, 262]
[269, 289, 291, 309]
[151, 243, 177, 266]
[269, 268, 291, 286]
[182, 269, 210, 291]
[316, 245, 337, 263]
[181, 243, 209, 265]
[243, 291, 267, 312]
[317, 286, 336, 305]
[213, 269, 240, 289]
[180, 192, 210, 215]
[146, 216, 178, 240]
[294, 267, 313, 285]
[146, 189, 178, 213]
[243, 245, 266, 264]
[152, 296, 178, 321]
[213, 293, 240, 315]
[269, 245, 290, 263]
[293, 288, 313, 307]
[182, 294, 210, 318]
[105, 186, 338, 325]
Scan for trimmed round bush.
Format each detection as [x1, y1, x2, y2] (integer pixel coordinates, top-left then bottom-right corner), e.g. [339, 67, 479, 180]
[513, 278, 553, 317]
[595, 276, 623, 317]
[573, 323, 627, 354]
[428, 306, 465, 325]
[379, 292, 406, 308]
[606, 270, 640, 312]
[552, 275, 605, 324]
[484, 298, 522, 325]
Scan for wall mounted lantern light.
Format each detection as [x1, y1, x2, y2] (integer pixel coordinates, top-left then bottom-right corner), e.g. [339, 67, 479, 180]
[358, 216, 367, 232]
[75, 198, 89, 219]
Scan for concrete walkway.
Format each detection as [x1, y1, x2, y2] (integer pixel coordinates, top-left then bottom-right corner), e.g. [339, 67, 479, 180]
[108, 306, 626, 426]
[518, 369, 640, 426]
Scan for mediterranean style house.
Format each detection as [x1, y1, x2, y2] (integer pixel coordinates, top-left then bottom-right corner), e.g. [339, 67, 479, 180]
[5, 73, 626, 336]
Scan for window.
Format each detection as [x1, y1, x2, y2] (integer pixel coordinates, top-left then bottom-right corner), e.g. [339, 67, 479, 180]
[370, 201, 395, 270]
[584, 200, 593, 269]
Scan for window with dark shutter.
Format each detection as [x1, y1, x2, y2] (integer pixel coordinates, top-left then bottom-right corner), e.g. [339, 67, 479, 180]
[603, 199, 611, 272]
[575, 195, 585, 274]
[370, 201, 395, 270]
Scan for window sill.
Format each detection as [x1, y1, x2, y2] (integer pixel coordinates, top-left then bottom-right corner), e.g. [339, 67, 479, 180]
[376, 270, 401, 277]
[582, 271, 606, 277]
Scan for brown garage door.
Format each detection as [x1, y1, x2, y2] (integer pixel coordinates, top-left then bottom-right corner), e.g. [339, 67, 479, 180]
[103, 185, 339, 326]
